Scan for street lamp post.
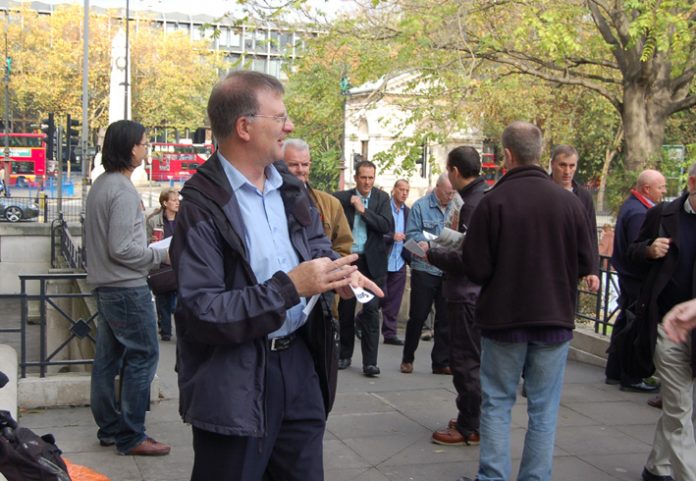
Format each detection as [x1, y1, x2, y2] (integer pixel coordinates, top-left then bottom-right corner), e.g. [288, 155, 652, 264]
[124, 0, 129, 119]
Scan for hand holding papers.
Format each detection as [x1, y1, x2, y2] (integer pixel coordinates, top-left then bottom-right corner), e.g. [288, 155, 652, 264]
[425, 227, 465, 249]
[149, 236, 172, 249]
[404, 238, 427, 258]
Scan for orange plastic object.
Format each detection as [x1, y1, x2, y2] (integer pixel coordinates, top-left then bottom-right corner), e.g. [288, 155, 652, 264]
[64, 457, 111, 481]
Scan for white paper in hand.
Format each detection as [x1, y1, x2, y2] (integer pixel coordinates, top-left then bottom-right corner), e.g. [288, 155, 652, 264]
[404, 238, 426, 257]
[351, 285, 375, 304]
[301, 294, 321, 321]
[149, 236, 172, 249]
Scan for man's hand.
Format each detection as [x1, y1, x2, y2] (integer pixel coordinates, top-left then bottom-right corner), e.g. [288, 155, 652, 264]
[662, 299, 696, 344]
[648, 237, 670, 259]
[350, 195, 366, 214]
[584, 274, 600, 293]
[393, 232, 406, 242]
[287, 255, 358, 297]
[335, 270, 385, 300]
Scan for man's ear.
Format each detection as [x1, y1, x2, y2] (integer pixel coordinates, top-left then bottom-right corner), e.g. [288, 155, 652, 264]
[235, 116, 252, 142]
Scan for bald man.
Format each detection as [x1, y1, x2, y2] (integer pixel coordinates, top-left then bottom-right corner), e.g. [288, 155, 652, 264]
[606, 169, 667, 392]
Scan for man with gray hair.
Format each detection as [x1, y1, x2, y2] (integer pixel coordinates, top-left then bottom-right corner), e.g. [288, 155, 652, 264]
[456, 121, 597, 481]
[283, 138, 352, 257]
[400, 173, 455, 375]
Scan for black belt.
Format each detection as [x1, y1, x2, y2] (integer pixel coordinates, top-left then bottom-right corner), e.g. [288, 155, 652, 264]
[268, 333, 296, 351]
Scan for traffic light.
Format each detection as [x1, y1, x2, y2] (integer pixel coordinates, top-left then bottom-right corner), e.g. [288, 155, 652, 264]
[41, 113, 55, 161]
[66, 115, 79, 163]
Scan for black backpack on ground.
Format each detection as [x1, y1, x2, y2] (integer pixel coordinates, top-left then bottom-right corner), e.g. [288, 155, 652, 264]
[0, 409, 71, 481]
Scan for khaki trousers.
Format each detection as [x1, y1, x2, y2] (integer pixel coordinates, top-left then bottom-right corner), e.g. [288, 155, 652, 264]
[645, 324, 696, 481]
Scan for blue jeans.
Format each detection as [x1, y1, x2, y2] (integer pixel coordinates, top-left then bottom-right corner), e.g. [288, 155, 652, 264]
[90, 285, 159, 453]
[477, 337, 569, 481]
[155, 292, 176, 337]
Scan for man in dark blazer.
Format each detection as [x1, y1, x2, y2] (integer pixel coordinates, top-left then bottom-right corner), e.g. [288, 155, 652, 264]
[333, 160, 393, 377]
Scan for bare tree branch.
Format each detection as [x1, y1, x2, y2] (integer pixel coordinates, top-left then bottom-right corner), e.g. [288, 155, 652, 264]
[481, 54, 623, 112]
[668, 94, 696, 115]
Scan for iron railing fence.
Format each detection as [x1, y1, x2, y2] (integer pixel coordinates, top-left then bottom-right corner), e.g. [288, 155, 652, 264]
[0, 273, 96, 378]
[575, 255, 620, 335]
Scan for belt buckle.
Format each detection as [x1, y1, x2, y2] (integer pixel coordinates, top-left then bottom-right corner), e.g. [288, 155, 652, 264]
[270, 337, 279, 351]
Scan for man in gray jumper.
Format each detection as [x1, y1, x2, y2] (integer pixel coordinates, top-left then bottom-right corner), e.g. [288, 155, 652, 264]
[84, 120, 170, 456]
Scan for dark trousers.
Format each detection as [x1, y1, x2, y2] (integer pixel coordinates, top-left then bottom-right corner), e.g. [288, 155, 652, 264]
[155, 291, 176, 337]
[605, 278, 641, 386]
[190, 338, 326, 481]
[379, 266, 407, 340]
[338, 255, 382, 366]
[402, 269, 449, 369]
[449, 301, 481, 435]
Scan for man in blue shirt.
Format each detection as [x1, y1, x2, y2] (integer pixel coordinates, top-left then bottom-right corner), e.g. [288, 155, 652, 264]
[400, 174, 455, 375]
[380, 179, 410, 345]
[334, 161, 393, 376]
[171, 71, 383, 481]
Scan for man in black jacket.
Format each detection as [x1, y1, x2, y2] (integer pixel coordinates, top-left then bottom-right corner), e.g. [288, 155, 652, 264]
[456, 122, 597, 481]
[628, 163, 696, 481]
[549, 144, 600, 278]
[427, 146, 486, 447]
[171, 71, 382, 481]
[333, 161, 393, 377]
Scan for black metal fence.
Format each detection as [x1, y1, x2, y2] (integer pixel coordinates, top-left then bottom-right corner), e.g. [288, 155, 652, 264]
[575, 255, 620, 335]
[0, 273, 96, 378]
[51, 213, 84, 270]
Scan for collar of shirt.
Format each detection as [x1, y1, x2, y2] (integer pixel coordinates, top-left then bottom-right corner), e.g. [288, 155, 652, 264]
[357, 189, 371, 203]
[390, 198, 403, 213]
[218, 152, 283, 194]
[685, 196, 696, 214]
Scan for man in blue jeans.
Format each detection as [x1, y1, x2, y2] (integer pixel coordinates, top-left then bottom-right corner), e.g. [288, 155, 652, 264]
[84, 120, 170, 456]
[456, 121, 598, 481]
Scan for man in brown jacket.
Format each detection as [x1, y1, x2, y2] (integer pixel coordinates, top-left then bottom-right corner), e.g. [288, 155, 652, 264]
[283, 139, 352, 256]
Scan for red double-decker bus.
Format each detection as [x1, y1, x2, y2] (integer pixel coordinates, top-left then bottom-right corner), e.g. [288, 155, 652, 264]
[481, 153, 504, 185]
[148, 143, 213, 182]
[1, 133, 47, 187]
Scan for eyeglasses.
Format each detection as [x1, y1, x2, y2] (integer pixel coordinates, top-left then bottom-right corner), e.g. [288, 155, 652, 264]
[248, 113, 290, 126]
[138, 142, 150, 147]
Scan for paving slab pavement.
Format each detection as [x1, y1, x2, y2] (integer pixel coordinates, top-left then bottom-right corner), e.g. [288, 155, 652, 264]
[18, 336, 665, 481]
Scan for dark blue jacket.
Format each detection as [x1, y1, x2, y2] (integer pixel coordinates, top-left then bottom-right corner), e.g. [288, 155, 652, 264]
[171, 153, 338, 436]
[612, 193, 651, 300]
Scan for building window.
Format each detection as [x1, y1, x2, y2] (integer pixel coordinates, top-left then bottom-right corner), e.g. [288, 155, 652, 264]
[269, 58, 281, 77]
[255, 29, 268, 53]
[165, 22, 177, 34]
[269, 31, 280, 54]
[252, 57, 267, 73]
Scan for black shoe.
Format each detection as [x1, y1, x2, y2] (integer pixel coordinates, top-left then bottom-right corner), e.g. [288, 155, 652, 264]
[621, 381, 659, 393]
[605, 377, 620, 385]
[641, 468, 673, 481]
[384, 337, 404, 346]
[338, 358, 351, 370]
[363, 365, 380, 377]
[160, 334, 171, 341]
[99, 437, 116, 447]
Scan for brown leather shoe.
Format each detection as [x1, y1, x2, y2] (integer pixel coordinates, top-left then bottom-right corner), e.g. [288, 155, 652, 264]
[431, 427, 480, 446]
[432, 366, 452, 375]
[400, 362, 413, 373]
[647, 395, 662, 409]
[121, 437, 171, 456]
